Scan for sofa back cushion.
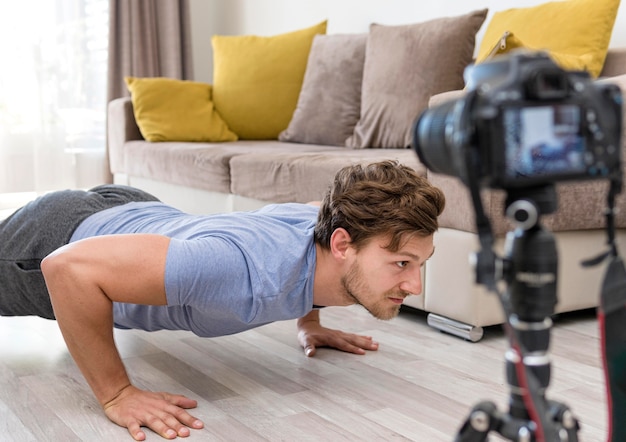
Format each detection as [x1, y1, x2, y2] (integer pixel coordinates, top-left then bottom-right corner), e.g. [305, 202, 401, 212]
[279, 33, 367, 146]
[346, 9, 488, 149]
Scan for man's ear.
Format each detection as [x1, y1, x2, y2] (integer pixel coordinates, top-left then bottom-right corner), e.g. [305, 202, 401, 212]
[329, 228, 352, 260]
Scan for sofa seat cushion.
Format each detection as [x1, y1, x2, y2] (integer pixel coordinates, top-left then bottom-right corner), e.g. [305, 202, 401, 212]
[122, 140, 341, 194]
[230, 149, 425, 203]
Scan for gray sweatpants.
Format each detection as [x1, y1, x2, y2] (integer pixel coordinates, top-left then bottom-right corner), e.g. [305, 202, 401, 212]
[0, 185, 159, 319]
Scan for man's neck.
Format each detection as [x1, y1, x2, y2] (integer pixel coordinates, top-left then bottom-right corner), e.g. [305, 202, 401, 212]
[312, 243, 352, 307]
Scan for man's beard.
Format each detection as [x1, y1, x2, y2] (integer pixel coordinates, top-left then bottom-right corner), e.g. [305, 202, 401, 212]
[341, 261, 406, 320]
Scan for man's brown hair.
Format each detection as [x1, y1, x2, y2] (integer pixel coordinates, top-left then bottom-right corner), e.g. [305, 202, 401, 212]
[314, 160, 445, 251]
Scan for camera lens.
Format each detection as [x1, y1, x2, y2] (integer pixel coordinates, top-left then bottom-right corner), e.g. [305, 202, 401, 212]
[413, 99, 460, 177]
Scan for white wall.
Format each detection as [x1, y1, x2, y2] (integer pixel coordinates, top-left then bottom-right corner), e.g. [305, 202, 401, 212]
[189, 0, 626, 83]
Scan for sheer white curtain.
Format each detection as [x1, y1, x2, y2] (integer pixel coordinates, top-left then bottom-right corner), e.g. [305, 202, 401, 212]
[0, 0, 109, 206]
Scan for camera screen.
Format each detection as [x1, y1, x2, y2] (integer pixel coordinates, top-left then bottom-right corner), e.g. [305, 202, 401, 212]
[503, 104, 586, 180]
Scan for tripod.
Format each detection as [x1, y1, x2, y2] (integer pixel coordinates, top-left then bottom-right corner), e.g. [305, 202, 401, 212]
[456, 187, 580, 441]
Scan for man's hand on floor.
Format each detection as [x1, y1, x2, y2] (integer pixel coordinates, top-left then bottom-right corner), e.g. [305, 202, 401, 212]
[103, 384, 204, 441]
[297, 316, 379, 357]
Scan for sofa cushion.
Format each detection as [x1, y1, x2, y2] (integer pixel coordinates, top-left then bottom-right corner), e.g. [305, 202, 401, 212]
[279, 33, 367, 146]
[125, 77, 238, 142]
[122, 140, 340, 194]
[346, 9, 488, 149]
[212, 21, 327, 140]
[230, 149, 426, 203]
[475, 0, 620, 78]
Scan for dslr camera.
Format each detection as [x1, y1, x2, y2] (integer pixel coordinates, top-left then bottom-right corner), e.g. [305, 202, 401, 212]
[413, 50, 623, 190]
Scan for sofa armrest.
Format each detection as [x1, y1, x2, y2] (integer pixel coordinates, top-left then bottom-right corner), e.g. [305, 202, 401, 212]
[107, 97, 143, 174]
[600, 48, 626, 78]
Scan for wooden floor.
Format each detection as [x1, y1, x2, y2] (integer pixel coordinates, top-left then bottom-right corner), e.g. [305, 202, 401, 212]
[0, 305, 608, 441]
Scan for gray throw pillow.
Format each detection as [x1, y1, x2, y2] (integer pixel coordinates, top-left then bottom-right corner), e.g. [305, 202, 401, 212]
[347, 9, 488, 149]
[279, 33, 367, 146]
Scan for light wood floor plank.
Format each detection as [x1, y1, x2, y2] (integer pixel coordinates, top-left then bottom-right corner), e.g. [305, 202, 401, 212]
[0, 399, 39, 442]
[365, 407, 451, 441]
[0, 306, 609, 441]
[287, 389, 413, 440]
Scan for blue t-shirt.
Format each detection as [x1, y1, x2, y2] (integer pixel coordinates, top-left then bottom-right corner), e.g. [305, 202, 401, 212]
[70, 202, 318, 337]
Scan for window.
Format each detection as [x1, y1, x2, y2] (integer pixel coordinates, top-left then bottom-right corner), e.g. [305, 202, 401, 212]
[0, 0, 109, 197]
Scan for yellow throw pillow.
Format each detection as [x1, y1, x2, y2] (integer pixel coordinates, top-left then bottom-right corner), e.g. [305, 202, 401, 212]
[212, 21, 327, 140]
[125, 77, 238, 142]
[479, 31, 594, 73]
[476, 0, 620, 78]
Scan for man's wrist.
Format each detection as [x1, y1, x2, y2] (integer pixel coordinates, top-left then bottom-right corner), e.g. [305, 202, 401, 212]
[102, 382, 134, 409]
[297, 309, 320, 328]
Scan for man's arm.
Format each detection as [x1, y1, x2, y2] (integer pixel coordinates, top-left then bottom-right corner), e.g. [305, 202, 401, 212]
[41, 234, 203, 441]
[296, 309, 379, 357]
[300, 202, 378, 356]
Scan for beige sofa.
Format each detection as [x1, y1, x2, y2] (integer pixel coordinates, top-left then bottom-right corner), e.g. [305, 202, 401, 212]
[107, 47, 626, 341]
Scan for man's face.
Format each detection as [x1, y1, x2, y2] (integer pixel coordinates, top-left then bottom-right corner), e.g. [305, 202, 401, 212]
[341, 234, 435, 320]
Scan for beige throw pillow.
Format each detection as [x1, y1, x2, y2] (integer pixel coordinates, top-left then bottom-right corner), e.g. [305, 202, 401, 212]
[279, 33, 367, 146]
[347, 9, 488, 149]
